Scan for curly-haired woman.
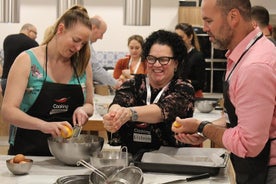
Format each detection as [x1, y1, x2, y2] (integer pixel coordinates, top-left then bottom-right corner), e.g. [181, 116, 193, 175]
[103, 30, 195, 156]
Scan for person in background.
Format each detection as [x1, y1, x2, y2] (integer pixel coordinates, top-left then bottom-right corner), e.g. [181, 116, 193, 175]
[251, 5, 276, 45]
[103, 29, 195, 156]
[89, 15, 122, 89]
[113, 34, 147, 83]
[1, 23, 39, 95]
[1, 5, 94, 156]
[172, 0, 276, 184]
[175, 23, 206, 98]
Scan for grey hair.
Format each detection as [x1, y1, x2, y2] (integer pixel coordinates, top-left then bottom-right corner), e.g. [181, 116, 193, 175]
[90, 15, 102, 28]
[216, 0, 251, 21]
[20, 23, 35, 32]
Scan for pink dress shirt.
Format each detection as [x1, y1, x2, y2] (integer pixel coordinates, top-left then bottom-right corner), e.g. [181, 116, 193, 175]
[222, 28, 276, 166]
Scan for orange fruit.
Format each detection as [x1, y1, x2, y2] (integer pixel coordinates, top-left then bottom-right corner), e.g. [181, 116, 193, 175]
[173, 121, 182, 128]
[61, 125, 73, 138]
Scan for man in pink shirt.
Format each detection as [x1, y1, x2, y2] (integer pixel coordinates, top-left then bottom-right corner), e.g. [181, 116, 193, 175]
[172, 0, 276, 184]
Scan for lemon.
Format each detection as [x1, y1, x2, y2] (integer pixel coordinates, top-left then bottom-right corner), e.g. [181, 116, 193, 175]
[61, 125, 73, 138]
[173, 121, 182, 128]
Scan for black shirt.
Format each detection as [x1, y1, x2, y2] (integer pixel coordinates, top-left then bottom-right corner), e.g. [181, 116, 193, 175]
[2, 33, 38, 79]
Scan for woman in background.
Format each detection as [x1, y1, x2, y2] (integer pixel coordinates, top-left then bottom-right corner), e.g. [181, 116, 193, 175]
[175, 23, 206, 98]
[113, 34, 147, 82]
[1, 5, 93, 156]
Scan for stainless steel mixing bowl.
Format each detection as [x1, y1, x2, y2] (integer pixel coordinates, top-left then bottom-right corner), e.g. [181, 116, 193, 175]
[48, 134, 104, 166]
[195, 100, 217, 113]
[6, 158, 33, 175]
[90, 150, 129, 169]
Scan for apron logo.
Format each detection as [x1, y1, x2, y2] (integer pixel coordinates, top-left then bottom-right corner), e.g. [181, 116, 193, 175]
[135, 122, 149, 128]
[50, 97, 70, 115]
[54, 97, 69, 103]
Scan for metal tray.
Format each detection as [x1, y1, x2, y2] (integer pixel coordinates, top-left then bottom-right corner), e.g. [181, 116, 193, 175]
[133, 147, 229, 176]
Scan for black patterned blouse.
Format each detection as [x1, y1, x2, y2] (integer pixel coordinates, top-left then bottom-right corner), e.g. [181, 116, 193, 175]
[109, 74, 195, 155]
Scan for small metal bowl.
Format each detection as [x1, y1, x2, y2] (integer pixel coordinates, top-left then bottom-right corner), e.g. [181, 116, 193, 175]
[90, 150, 129, 169]
[195, 100, 217, 113]
[6, 159, 33, 175]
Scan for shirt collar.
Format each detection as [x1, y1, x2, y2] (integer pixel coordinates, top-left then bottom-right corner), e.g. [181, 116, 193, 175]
[226, 27, 262, 65]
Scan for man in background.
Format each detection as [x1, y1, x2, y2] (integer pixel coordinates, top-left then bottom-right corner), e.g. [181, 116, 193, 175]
[1, 23, 39, 95]
[251, 5, 276, 45]
[89, 15, 122, 89]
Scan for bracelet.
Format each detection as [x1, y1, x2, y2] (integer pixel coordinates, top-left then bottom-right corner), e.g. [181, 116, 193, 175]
[197, 121, 212, 137]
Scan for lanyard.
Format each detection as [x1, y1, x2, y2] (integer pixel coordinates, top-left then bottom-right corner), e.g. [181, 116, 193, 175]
[226, 32, 263, 81]
[129, 57, 141, 74]
[146, 77, 170, 105]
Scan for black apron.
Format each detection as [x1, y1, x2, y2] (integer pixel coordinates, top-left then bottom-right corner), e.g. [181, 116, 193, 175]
[118, 122, 163, 156]
[109, 79, 178, 157]
[8, 46, 84, 156]
[223, 32, 273, 184]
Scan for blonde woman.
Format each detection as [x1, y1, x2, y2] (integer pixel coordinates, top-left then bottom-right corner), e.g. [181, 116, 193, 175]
[1, 5, 93, 156]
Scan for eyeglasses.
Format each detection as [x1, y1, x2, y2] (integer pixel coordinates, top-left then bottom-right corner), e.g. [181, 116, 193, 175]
[146, 55, 174, 65]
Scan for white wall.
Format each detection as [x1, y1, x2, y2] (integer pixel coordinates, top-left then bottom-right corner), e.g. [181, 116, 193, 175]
[0, 0, 179, 52]
[0, 0, 276, 52]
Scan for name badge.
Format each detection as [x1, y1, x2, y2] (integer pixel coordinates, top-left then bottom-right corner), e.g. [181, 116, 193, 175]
[133, 133, 152, 143]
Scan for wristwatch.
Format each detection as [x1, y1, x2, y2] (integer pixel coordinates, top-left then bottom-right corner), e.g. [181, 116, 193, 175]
[129, 107, 138, 121]
[197, 121, 212, 137]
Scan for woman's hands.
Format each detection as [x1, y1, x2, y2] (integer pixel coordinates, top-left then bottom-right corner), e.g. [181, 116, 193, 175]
[39, 121, 73, 138]
[102, 105, 131, 133]
[38, 106, 88, 138]
[72, 106, 89, 126]
[118, 69, 134, 83]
